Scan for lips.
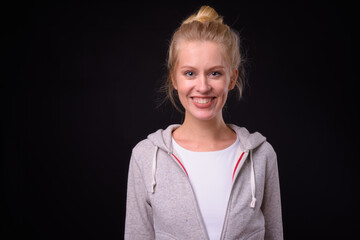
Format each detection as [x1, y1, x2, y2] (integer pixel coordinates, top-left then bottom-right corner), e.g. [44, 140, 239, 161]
[191, 97, 215, 108]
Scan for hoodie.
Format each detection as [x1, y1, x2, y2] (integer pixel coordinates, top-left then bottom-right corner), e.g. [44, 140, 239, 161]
[125, 124, 283, 240]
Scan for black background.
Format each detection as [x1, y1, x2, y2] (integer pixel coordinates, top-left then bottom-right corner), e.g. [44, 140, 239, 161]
[2, 0, 356, 239]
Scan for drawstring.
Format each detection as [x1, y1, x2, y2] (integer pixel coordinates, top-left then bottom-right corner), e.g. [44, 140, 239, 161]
[250, 150, 257, 208]
[151, 146, 158, 193]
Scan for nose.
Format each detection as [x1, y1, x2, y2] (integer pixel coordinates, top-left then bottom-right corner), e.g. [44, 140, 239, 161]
[195, 74, 211, 93]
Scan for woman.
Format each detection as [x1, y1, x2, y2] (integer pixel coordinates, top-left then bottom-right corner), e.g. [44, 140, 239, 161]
[125, 6, 283, 240]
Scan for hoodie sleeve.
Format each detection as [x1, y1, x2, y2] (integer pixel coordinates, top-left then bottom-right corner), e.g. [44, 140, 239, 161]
[261, 146, 283, 240]
[125, 151, 155, 240]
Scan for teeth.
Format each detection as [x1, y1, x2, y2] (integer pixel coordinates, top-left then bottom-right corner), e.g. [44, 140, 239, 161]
[193, 98, 212, 104]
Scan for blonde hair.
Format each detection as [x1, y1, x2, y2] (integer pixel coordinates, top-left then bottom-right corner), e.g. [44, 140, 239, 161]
[165, 6, 245, 111]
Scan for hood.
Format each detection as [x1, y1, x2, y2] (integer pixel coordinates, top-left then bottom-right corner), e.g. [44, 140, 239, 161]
[147, 124, 266, 154]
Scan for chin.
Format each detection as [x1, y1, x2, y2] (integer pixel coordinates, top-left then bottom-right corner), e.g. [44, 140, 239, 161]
[188, 109, 220, 121]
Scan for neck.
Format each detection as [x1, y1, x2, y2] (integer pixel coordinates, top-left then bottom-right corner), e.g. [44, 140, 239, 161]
[179, 112, 229, 141]
[172, 112, 236, 151]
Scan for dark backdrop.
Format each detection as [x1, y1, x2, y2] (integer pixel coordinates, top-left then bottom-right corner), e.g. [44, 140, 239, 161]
[2, 0, 356, 239]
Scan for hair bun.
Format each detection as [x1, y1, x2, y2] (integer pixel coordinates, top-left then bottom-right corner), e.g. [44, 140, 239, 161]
[182, 6, 223, 24]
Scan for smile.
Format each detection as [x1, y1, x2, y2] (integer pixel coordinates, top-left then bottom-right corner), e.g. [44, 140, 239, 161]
[191, 97, 215, 104]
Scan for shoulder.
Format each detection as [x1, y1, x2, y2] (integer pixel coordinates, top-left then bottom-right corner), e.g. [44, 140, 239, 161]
[130, 124, 176, 160]
[229, 123, 277, 162]
[132, 138, 155, 160]
[257, 141, 277, 159]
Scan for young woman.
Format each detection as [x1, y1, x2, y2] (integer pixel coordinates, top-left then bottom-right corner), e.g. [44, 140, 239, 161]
[125, 6, 283, 240]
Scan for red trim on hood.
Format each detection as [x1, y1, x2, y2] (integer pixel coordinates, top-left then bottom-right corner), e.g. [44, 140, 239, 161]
[172, 153, 189, 177]
[232, 152, 245, 182]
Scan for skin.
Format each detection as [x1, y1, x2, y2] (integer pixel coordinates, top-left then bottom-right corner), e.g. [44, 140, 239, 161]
[171, 40, 239, 152]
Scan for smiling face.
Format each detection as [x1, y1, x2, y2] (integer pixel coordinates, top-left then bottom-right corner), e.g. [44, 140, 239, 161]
[172, 40, 237, 122]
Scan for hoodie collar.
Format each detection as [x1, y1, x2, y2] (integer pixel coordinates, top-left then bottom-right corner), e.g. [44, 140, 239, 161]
[227, 124, 266, 152]
[147, 124, 266, 154]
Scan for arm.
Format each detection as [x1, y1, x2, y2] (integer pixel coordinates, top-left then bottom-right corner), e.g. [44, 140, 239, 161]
[124, 152, 155, 240]
[261, 149, 283, 240]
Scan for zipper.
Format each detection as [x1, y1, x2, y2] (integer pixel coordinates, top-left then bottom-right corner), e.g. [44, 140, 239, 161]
[168, 152, 210, 240]
[219, 151, 249, 240]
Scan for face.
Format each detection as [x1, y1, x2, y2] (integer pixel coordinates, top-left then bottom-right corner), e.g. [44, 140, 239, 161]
[172, 40, 237, 121]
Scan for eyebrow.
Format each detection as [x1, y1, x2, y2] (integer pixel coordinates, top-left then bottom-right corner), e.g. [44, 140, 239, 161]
[179, 65, 226, 70]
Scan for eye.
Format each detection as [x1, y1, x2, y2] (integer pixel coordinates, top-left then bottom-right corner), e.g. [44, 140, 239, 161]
[185, 71, 194, 77]
[210, 71, 221, 77]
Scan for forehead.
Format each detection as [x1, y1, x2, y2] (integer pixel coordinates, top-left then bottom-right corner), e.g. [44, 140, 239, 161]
[176, 40, 228, 67]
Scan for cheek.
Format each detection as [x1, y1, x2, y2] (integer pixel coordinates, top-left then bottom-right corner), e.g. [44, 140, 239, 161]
[214, 81, 230, 96]
[175, 78, 192, 94]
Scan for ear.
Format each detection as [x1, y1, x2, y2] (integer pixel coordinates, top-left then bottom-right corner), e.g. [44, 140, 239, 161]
[228, 69, 238, 90]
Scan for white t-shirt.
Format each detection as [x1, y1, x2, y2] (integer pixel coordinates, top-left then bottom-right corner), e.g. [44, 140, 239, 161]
[172, 137, 241, 240]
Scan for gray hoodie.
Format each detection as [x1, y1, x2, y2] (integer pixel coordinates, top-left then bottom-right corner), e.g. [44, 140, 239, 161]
[125, 124, 283, 240]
